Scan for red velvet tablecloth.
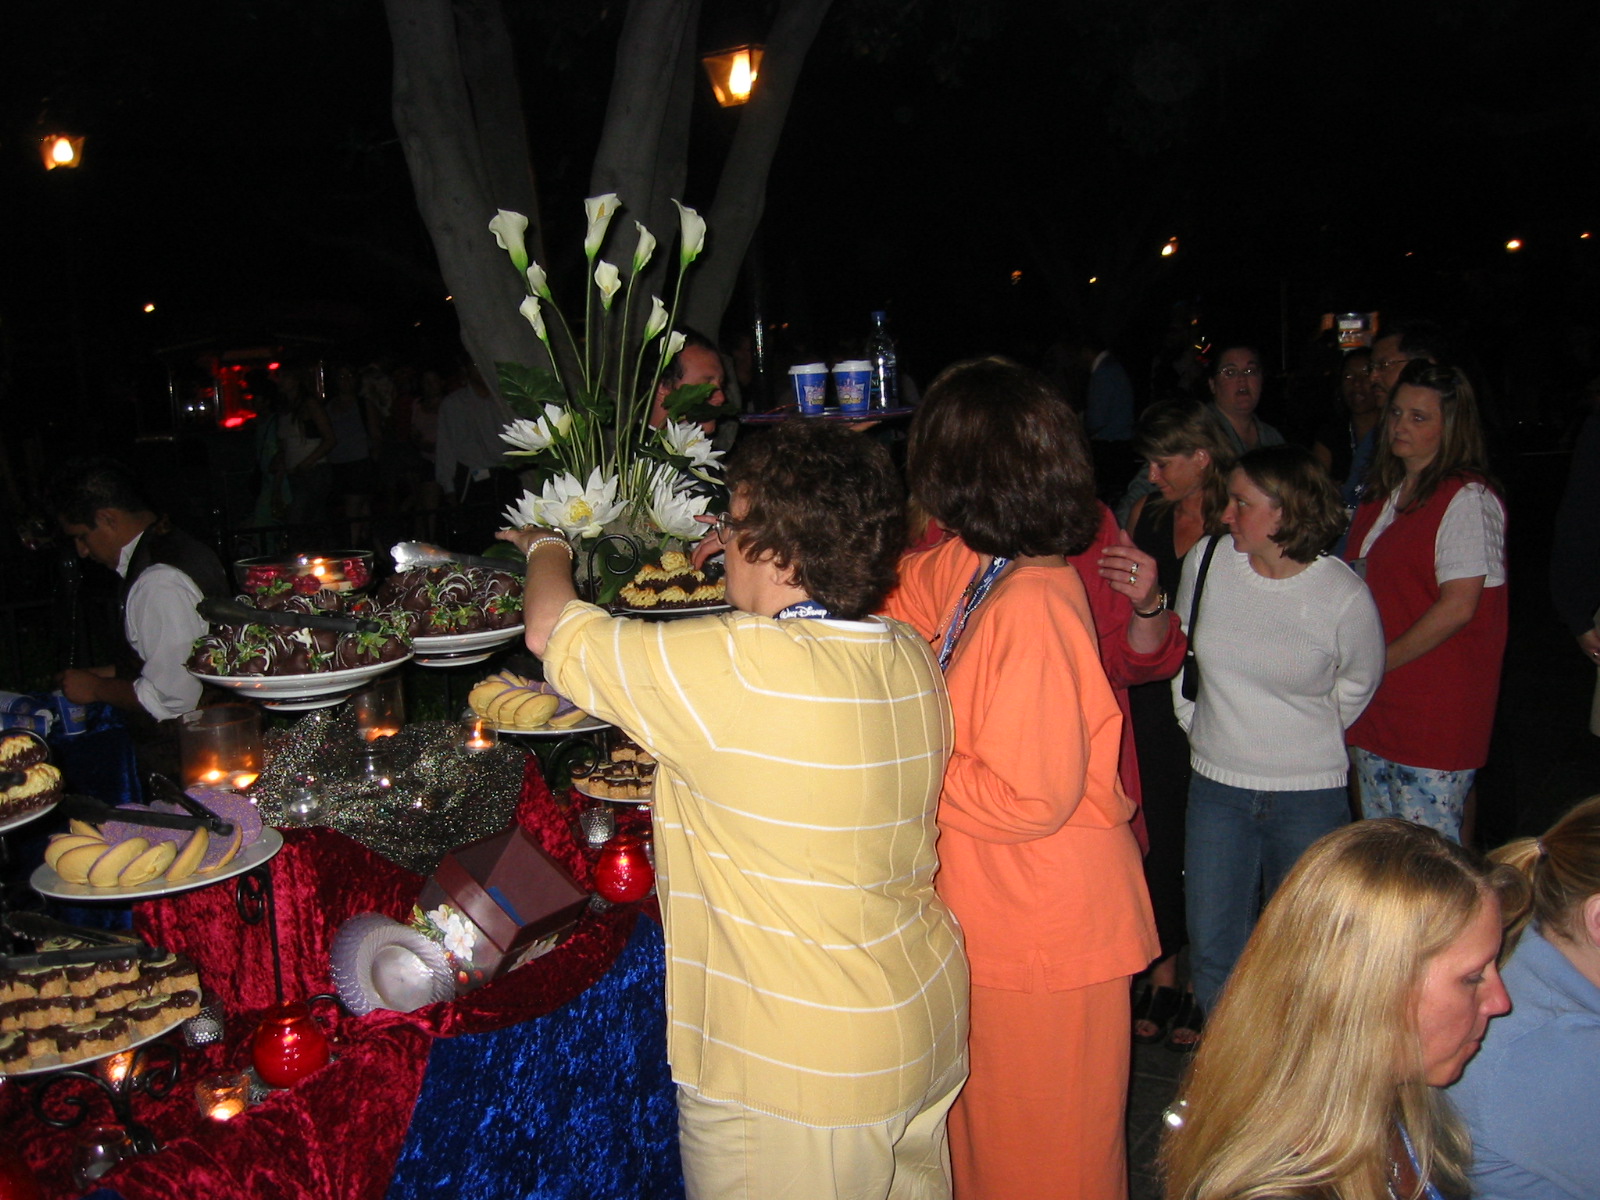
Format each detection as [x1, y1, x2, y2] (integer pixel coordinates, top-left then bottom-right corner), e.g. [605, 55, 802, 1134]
[4, 761, 642, 1200]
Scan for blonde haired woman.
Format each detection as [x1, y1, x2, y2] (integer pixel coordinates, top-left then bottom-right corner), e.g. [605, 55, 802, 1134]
[1162, 820, 1514, 1200]
[1451, 795, 1600, 1200]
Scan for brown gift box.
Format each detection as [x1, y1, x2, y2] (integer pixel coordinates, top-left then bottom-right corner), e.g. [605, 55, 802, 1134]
[416, 824, 589, 992]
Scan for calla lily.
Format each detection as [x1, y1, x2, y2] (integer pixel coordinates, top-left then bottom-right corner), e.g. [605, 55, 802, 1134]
[583, 193, 621, 259]
[533, 468, 625, 540]
[489, 210, 531, 273]
[645, 465, 712, 541]
[673, 200, 707, 266]
[632, 222, 656, 273]
[594, 261, 621, 309]
[643, 295, 669, 341]
[518, 295, 548, 342]
[525, 262, 551, 299]
[659, 421, 724, 479]
[660, 330, 686, 364]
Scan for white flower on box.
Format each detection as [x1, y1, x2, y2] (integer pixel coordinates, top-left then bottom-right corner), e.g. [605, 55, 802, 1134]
[440, 911, 477, 961]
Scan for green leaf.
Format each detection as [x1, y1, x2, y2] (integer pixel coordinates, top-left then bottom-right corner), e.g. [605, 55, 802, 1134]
[661, 382, 719, 424]
[496, 362, 566, 418]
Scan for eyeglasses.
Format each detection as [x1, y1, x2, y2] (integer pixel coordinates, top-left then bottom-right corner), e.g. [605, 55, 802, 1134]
[1216, 366, 1260, 379]
[713, 512, 736, 543]
[1365, 357, 1413, 377]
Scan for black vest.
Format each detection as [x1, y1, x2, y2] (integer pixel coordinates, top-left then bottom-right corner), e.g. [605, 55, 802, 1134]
[113, 521, 230, 681]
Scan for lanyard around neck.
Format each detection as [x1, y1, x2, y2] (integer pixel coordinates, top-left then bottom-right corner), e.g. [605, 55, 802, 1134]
[775, 599, 836, 620]
[936, 556, 1010, 671]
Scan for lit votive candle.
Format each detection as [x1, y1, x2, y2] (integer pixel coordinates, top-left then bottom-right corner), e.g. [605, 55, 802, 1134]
[364, 726, 399, 743]
[195, 1071, 250, 1122]
[461, 718, 498, 754]
[99, 1049, 136, 1087]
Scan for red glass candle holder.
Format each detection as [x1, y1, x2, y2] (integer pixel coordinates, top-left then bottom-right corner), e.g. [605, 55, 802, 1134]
[593, 833, 654, 903]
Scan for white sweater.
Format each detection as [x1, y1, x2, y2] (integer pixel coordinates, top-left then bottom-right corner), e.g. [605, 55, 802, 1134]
[1172, 541, 1385, 791]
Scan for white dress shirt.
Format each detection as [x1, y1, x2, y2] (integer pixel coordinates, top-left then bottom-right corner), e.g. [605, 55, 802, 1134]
[117, 533, 207, 720]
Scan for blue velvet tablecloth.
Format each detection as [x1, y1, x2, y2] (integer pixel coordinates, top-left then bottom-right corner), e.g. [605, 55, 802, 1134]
[387, 914, 683, 1200]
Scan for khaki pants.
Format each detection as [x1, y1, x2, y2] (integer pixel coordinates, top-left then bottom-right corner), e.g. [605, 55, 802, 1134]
[677, 1057, 967, 1200]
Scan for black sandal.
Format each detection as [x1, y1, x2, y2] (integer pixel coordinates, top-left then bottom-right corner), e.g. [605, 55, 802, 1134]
[1132, 985, 1180, 1044]
[1165, 991, 1203, 1053]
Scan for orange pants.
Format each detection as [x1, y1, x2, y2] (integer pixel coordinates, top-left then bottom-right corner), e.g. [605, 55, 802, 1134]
[949, 974, 1131, 1200]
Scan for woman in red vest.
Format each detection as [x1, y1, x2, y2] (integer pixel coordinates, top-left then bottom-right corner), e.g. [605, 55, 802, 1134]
[1344, 361, 1508, 842]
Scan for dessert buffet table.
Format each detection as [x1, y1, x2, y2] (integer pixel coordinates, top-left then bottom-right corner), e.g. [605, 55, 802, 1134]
[2, 762, 683, 1200]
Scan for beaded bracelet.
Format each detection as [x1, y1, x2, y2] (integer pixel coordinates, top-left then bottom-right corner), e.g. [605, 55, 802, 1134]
[524, 533, 574, 561]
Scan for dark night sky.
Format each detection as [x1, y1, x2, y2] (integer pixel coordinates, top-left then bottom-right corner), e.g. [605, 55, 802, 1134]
[3, 0, 1597, 437]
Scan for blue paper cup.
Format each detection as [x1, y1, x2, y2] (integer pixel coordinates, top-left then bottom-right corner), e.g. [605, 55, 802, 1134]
[832, 360, 872, 414]
[788, 363, 829, 415]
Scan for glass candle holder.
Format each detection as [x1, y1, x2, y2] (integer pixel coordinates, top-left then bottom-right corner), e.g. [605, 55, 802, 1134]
[179, 704, 262, 790]
[281, 782, 324, 826]
[195, 1071, 250, 1122]
[578, 806, 616, 848]
[459, 717, 498, 754]
[72, 1125, 133, 1188]
[182, 992, 226, 1047]
[350, 675, 404, 742]
[357, 746, 395, 790]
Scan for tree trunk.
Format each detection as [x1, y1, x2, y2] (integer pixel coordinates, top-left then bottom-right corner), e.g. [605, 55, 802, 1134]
[384, 0, 547, 386]
[682, 0, 835, 336]
[590, 0, 700, 280]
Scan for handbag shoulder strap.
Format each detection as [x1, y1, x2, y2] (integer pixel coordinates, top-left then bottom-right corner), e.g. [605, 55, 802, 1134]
[1187, 534, 1221, 638]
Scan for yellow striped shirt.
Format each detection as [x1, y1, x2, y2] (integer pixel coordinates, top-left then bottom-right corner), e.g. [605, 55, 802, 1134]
[547, 600, 967, 1126]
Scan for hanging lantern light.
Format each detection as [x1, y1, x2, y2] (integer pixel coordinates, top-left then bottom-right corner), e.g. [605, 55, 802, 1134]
[701, 45, 764, 107]
[40, 133, 85, 170]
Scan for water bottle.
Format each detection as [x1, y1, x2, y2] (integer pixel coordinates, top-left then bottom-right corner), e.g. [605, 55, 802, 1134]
[868, 311, 899, 410]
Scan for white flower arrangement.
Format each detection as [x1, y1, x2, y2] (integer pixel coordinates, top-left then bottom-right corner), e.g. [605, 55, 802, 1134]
[488, 195, 726, 561]
[410, 903, 479, 968]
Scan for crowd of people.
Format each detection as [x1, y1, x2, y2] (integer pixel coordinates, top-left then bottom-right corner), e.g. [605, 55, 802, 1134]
[489, 313, 1597, 1200]
[49, 313, 1597, 1199]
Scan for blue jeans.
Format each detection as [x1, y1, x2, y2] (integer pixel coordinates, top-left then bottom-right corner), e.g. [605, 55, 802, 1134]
[1185, 774, 1350, 1017]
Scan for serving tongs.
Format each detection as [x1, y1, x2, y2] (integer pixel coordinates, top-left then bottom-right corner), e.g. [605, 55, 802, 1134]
[58, 794, 231, 839]
[198, 595, 382, 635]
[3, 912, 141, 949]
[391, 540, 518, 574]
[1, 913, 155, 965]
[148, 773, 236, 836]
[1, 943, 160, 969]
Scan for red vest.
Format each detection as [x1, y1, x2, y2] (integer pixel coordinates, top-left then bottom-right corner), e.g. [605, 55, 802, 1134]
[1343, 475, 1508, 770]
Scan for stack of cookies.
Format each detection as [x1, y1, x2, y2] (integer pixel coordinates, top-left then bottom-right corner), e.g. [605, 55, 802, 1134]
[0, 947, 202, 1073]
[571, 732, 656, 801]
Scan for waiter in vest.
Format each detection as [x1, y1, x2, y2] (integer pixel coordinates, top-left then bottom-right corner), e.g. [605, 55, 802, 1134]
[51, 457, 229, 775]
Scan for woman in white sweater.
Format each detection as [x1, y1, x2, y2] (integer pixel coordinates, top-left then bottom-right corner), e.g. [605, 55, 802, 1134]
[1173, 445, 1385, 1020]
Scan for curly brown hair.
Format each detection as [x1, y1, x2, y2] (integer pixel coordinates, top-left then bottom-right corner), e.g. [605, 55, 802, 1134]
[907, 357, 1100, 558]
[724, 422, 904, 620]
[1235, 445, 1347, 563]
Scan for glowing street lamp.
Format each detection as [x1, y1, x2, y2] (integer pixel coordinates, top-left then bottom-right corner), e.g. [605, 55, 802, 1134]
[40, 133, 85, 170]
[701, 45, 764, 107]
